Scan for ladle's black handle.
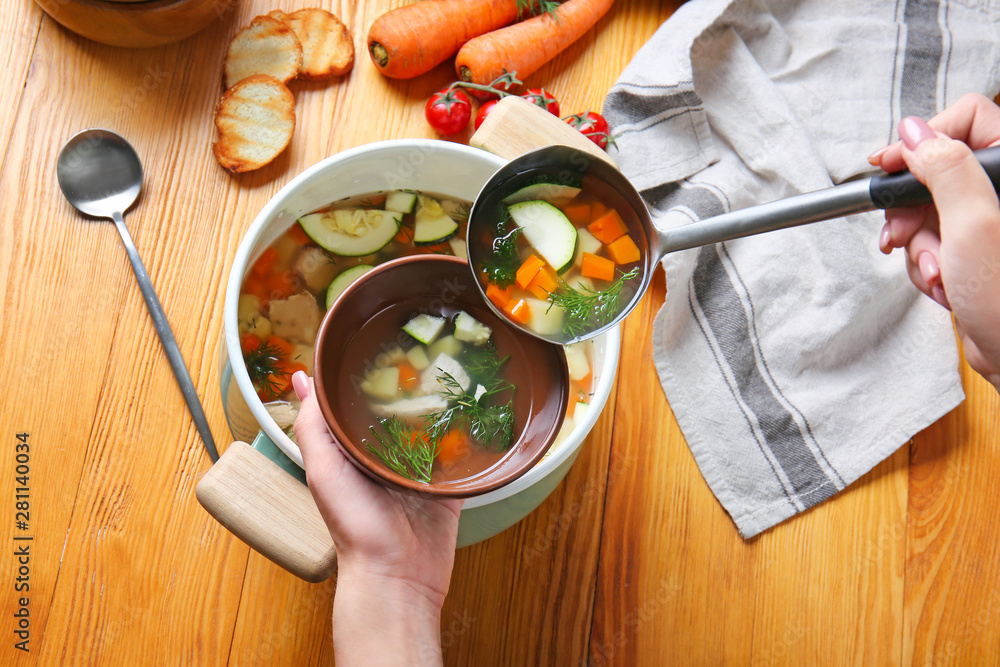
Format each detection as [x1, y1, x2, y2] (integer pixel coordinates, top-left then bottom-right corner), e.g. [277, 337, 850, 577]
[869, 144, 1000, 209]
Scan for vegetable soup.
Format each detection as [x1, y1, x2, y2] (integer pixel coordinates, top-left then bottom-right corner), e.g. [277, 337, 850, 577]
[338, 306, 520, 483]
[469, 173, 647, 343]
[238, 188, 598, 461]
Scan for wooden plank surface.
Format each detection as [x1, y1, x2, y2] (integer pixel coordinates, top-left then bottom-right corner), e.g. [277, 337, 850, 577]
[0, 1, 997, 665]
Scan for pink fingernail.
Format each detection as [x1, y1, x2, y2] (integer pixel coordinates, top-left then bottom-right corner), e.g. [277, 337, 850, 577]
[879, 223, 892, 253]
[918, 251, 941, 286]
[868, 146, 889, 166]
[899, 116, 936, 150]
[292, 370, 311, 400]
[931, 285, 951, 311]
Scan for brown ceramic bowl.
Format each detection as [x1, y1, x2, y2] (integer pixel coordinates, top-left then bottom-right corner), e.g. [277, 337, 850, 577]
[34, 0, 236, 48]
[313, 255, 569, 498]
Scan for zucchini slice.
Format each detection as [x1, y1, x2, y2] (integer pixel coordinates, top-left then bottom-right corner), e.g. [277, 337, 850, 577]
[385, 191, 417, 213]
[325, 264, 374, 309]
[298, 209, 402, 257]
[414, 195, 459, 245]
[402, 314, 447, 345]
[503, 182, 581, 205]
[507, 200, 579, 273]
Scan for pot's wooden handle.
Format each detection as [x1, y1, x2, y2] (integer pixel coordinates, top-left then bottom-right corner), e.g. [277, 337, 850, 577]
[470, 95, 618, 168]
[196, 441, 336, 583]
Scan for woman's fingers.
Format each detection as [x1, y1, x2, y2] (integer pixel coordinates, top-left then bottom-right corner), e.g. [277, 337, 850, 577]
[881, 206, 933, 253]
[870, 93, 1000, 172]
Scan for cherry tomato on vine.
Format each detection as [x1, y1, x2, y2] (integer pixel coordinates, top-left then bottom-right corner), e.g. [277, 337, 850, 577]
[521, 88, 560, 116]
[474, 99, 500, 130]
[425, 87, 472, 135]
[564, 111, 612, 150]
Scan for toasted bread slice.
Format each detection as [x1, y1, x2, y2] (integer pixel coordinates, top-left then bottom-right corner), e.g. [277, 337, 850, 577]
[267, 9, 288, 21]
[284, 8, 354, 80]
[213, 75, 295, 173]
[224, 15, 303, 90]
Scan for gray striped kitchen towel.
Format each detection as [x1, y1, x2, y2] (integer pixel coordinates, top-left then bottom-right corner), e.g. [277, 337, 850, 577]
[603, 0, 998, 537]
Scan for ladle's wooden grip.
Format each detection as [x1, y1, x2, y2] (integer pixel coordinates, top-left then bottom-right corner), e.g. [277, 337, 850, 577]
[196, 442, 337, 583]
[470, 96, 618, 168]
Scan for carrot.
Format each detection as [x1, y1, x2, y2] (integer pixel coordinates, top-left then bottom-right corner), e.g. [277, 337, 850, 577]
[515, 253, 545, 289]
[251, 247, 279, 278]
[486, 282, 513, 308]
[394, 224, 415, 244]
[505, 297, 532, 324]
[581, 252, 614, 282]
[589, 200, 609, 222]
[588, 209, 627, 244]
[607, 234, 641, 264]
[455, 0, 614, 88]
[288, 223, 312, 246]
[436, 429, 473, 470]
[368, 0, 521, 79]
[527, 266, 558, 299]
[397, 361, 420, 391]
[562, 202, 592, 227]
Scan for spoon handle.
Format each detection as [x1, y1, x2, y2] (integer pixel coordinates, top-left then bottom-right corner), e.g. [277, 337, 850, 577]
[112, 212, 220, 463]
[662, 145, 1000, 253]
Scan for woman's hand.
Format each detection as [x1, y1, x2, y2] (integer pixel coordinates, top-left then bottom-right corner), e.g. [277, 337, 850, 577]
[870, 93, 1000, 390]
[291, 371, 462, 665]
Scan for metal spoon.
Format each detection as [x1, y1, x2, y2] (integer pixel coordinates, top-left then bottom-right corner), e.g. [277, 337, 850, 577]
[468, 144, 1000, 345]
[57, 129, 219, 462]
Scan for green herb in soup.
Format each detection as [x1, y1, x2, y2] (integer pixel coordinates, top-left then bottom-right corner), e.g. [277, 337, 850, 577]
[474, 176, 643, 342]
[361, 311, 516, 484]
[238, 190, 470, 409]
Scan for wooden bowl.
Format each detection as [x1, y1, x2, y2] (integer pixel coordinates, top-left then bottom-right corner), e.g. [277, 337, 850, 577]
[313, 255, 570, 498]
[33, 0, 236, 48]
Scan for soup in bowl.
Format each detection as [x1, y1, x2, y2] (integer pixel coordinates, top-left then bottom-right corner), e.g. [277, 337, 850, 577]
[313, 255, 569, 497]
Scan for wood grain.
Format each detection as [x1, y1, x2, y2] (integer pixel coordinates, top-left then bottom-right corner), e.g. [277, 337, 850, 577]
[0, 0, 996, 665]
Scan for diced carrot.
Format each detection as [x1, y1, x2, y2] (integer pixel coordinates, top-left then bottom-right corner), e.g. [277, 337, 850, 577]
[397, 361, 420, 391]
[485, 282, 513, 308]
[515, 254, 545, 289]
[562, 202, 592, 227]
[589, 200, 609, 222]
[581, 252, 615, 282]
[419, 242, 451, 254]
[266, 335, 295, 359]
[527, 266, 558, 299]
[435, 429, 473, 470]
[574, 372, 593, 395]
[587, 209, 628, 245]
[505, 297, 532, 324]
[251, 247, 279, 278]
[265, 269, 303, 301]
[240, 333, 262, 354]
[607, 234, 641, 264]
[394, 225, 415, 244]
[288, 223, 312, 246]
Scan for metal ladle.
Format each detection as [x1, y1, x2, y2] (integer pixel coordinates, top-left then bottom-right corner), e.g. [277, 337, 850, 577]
[56, 129, 219, 462]
[468, 144, 1000, 345]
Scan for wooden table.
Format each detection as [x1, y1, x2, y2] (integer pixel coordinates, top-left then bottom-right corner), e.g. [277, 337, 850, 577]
[2, 1, 998, 664]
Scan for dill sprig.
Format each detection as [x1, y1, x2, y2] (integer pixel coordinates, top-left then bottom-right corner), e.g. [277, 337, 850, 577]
[480, 217, 522, 288]
[425, 344, 516, 452]
[365, 416, 437, 483]
[518, 0, 561, 20]
[243, 339, 287, 400]
[549, 267, 640, 338]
